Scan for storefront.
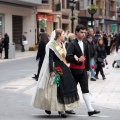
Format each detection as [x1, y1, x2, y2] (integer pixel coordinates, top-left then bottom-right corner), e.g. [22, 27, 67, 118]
[36, 13, 54, 38]
[0, 4, 37, 50]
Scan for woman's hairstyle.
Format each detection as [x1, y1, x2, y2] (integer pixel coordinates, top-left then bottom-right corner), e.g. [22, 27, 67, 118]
[97, 37, 104, 45]
[40, 32, 49, 44]
[54, 29, 63, 40]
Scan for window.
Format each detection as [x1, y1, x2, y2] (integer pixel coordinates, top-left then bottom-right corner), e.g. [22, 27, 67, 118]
[0, 14, 4, 36]
[42, 0, 49, 4]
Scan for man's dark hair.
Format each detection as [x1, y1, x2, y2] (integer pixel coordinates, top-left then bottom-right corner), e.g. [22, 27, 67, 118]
[75, 24, 86, 32]
[40, 28, 45, 32]
[96, 30, 100, 34]
[86, 34, 92, 38]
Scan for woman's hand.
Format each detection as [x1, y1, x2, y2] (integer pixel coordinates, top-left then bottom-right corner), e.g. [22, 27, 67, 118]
[50, 72, 55, 77]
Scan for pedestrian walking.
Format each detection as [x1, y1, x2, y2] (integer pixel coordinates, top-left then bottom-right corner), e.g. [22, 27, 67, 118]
[116, 32, 120, 53]
[66, 24, 100, 116]
[95, 38, 107, 80]
[0, 34, 3, 59]
[31, 29, 80, 118]
[32, 32, 49, 81]
[86, 34, 96, 81]
[3, 33, 9, 59]
[65, 33, 75, 49]
[20, 33, 26, 52]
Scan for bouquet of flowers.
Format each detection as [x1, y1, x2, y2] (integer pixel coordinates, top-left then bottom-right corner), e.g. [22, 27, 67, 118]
[49, 66, 63, 87]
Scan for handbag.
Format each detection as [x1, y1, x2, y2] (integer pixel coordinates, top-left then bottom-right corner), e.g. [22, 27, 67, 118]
[22, 40, 28, 45]
[97, 57, 105, 67]
[97, 57, 104, 63]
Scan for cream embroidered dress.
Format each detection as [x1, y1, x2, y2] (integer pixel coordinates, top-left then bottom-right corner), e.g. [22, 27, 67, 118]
[31, 40, 80, 111]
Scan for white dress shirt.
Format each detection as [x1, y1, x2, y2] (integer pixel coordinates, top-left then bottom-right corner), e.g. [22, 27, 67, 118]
[78, 40, 84, 54]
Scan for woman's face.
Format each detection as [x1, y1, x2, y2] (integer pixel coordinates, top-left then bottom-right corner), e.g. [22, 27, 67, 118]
[70, 35, 75, 41]
[99, 39, 103, 45]
[60, 31, 65, 42]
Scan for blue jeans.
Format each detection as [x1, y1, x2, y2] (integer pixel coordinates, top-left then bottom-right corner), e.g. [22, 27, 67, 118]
[90, 58, 95, 79]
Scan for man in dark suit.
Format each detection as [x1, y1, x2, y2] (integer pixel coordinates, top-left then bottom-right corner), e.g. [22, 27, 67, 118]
[66, 24, 100, 116]
[3, 33, 9, 59]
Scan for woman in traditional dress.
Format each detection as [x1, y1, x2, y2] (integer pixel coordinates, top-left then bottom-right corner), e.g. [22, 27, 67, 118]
[31, 29, 80, 118]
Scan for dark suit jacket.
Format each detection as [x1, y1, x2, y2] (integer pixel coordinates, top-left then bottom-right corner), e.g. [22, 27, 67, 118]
[36, 41, 46, 61]
[66, 38, 90, 71]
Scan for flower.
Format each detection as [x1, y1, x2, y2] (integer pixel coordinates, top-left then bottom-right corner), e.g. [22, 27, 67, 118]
[91, 65, 96, 69]
[55, 67, 63, 76]
[50, 67, 63, 87]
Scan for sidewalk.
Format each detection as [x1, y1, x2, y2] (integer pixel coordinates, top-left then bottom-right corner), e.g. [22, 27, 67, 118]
[0, 50, 120, 111]
[0, 50, 37, 62]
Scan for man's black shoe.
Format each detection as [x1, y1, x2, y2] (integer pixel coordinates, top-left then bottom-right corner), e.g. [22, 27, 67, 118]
[102, 76, 106, 80]
[88, 110, 100, 116]
[32, 74, 38, 81]
[94, 75, 98, 79]
[65, 110, 75, 114]
[90, 78, 96, 81]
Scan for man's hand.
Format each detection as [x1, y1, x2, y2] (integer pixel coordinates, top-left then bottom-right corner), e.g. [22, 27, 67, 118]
[74, 55, 79, 61]
[79, 55, 85, 62]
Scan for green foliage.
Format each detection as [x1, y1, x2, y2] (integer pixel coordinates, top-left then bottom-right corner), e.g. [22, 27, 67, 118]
[88, 4, 98, 10]
[69, 16, 78, 20]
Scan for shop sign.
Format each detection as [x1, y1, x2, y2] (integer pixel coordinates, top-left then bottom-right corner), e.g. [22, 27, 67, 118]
[111, 24, 117, 33]
[37, 14, 54, 22]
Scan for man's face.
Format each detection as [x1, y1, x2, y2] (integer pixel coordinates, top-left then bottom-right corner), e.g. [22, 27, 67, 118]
[76, 29, 86, 40]
[89, 29, 94, 36]
[87, 37, 92, 43]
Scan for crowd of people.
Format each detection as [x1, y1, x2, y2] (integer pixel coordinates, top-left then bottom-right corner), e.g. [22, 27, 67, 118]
[31, 24, 120, 118]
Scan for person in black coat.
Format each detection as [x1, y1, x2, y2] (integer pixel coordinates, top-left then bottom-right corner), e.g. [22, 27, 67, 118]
[86, 34, 96, 81]
[116, 32, 120, 53]
[66, 24, 100, 116]
[0, 34, 3, 59]
[3, 33, 9, 59]
[20, 33, 26, 52]
[95, 38, 107, 80]
[32, 32, 49, 81]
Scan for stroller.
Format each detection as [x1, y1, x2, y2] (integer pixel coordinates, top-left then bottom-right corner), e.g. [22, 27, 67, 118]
[113, 51, 120, 68]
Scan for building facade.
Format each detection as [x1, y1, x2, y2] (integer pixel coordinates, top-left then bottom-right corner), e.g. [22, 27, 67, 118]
[37, 0, 80, 37]
[116, 0, 120, 31]
[0, 0, 41, 50]
[79, 0, 118, 34]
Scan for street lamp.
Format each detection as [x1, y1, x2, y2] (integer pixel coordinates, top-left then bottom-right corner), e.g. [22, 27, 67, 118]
[69, 0, 77, 33]
[88, 0, 97, 28]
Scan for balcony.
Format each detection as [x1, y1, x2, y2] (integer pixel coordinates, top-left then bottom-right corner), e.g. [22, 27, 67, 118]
[0, 0, 42, 7]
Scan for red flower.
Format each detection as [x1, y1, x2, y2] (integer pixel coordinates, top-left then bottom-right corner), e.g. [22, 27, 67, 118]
[55, 67, 63, 76]
[91, 65, 96, 69]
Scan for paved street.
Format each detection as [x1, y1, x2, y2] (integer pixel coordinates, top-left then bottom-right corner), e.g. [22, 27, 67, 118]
[0, 50, 120, 120]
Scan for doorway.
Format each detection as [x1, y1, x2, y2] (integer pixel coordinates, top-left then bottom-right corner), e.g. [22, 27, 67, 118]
[12, 15, 22, 50]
